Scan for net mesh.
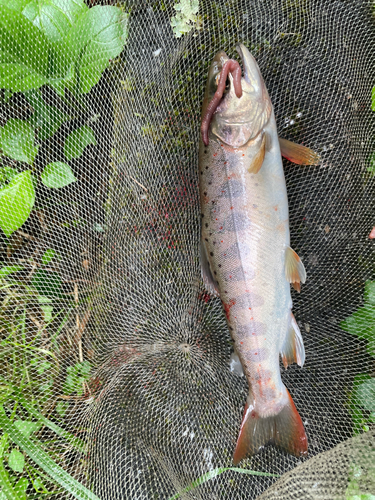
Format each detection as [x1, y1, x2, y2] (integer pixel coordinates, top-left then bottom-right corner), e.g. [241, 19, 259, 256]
[0, 0, 374, 498]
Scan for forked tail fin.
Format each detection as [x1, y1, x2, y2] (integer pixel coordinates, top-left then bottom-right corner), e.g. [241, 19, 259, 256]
[233, 387, 307, 465]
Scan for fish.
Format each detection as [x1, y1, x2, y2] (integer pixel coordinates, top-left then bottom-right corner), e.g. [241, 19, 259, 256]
[198, 44, 320, 464]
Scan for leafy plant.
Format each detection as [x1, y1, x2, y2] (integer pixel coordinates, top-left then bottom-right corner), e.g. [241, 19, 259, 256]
[341, 281, 375, 434]
[170, 0, 200, 38]
[63, 361, 92, 396]
[0, 0, 129, 237]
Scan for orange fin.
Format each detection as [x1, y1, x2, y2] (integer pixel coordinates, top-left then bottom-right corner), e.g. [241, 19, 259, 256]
[248, 132, 266, 174]
[285, 246, 306, 292]
[281, 313, 305, 369]
[233, 387, 308, 464]
[279, 138, 320, 165]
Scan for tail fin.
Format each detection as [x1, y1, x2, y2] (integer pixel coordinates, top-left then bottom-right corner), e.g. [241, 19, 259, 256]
[233, 387, 307, 465]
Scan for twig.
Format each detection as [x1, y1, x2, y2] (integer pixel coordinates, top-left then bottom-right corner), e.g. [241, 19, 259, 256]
[127, 174, 148, 192]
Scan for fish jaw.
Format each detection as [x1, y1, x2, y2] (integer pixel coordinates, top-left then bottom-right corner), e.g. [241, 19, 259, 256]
[210, 45, 272, 148]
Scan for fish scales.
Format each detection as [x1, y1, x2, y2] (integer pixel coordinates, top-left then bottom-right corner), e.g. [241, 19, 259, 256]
[199, 44, 314, 463]
[200, 115, 290, 411]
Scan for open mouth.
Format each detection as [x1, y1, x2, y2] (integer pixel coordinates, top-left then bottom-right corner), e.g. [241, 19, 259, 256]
[201, 57, 243, 146]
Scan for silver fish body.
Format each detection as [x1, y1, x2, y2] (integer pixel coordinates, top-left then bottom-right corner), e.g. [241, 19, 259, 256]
[199, 44, 308, 463]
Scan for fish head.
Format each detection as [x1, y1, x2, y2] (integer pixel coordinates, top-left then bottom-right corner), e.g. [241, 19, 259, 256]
[204, 44, 272, 148]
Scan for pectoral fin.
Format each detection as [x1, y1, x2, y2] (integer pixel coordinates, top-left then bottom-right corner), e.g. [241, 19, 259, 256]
[200, 240, 220, 297]
[279, 138, 320, 165]
[281, 313, 305, 369]
[248, 132, 266, 174]
[285, 246, 306, 293]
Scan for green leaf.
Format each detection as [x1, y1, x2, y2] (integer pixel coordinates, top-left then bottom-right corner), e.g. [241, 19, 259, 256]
[32, 270, 61, 298]
[0, 456, 20, 500]
[41, 162, 76, 188]
[14, 478, 28, 500]
[356, 378, 375, 412]
[63, 361, 91, 395]
[24, 89, 69, 141]
[8, 449, 24, 473]
[364, 281, 375, 305]
[0, 7, 50, 92]
[64, 126, 96, 160]
[14, 420, 40, 439]
[0, 0, 30, 12]
[168, 467, 278, 500]
[0, 266, 23, 278]
[22, 0, 88, 43]
[0, 167, 18, 187]
[41, 249, 56, 265]
[0, 171, 35, 237]
[372, 86, 375, 112]
[0, 119, 38, 165]
[56, 401, 69, 417]
[66, 6, 128, 93]
[0, 405, 97, 500]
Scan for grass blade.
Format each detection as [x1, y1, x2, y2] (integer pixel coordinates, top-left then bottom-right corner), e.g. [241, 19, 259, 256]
[0, 406, 99, 500]
[168, 466, 279, 500]
[0, 380, 87, 454]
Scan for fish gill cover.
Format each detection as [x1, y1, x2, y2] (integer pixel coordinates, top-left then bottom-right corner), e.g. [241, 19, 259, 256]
[0, 0, 374, 499]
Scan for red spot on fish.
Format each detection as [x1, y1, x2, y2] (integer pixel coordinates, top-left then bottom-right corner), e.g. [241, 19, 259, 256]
[229, 275, 232, 278]
[274, 206, 278, 211]
[240, 342, 243, 344]
[221, 240, 223, 242]
[242, 154, 245, 157]
[223, 299, 236, 320]
[230, 206, 233, 210]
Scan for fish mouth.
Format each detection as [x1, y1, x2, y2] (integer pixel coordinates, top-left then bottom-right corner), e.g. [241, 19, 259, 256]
[235, 43, 261, 92]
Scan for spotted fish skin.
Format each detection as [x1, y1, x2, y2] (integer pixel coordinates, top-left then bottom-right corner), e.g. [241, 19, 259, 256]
[199, 44, 308, 463]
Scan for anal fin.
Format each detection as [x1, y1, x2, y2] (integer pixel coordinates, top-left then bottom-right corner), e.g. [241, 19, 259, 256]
[200, 240, 220, 297]
[279, 137, 320, 165]
[281, 313, 305, 369]
[285, 246, 306, 293]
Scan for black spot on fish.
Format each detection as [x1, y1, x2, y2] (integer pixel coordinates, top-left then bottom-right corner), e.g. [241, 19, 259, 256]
[214, 271, 217, 275]
[213, 241, 216, 245]
[205, 166, 208, 169]
[201, 213, 204, 218]
[200, 171, 203, 175]
[218, 264, 221, 268]
[205, 238, 208, 242]
[205, 223, 208, 228]
[204, 191, 207, 195]
[210, 252, 214, 256]
[208, 182, 212, 185]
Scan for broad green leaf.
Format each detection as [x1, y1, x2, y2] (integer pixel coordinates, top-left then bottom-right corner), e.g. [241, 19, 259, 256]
[14, 420, 40, 439]
[0, 167, 18, 187]
[0, 434, 8, 457]
[32, 270, 61, 298]
[372, 86, 375, 112]
[0, 171, 35, 237]
[22, 0, 88, 42]
[356, 378, 375, 412]
[41, 249, 56, 265]
[64, 126, 96, 160]
[0, 266, 23, 278]
[8, 449, 25, 473]
[66, 6, 128, 93]
[0, 119, 38, 165]
[24, 89, 69, 141]
[0, 0, 30, 11]
[0, 7, 50, 91]
[14, 478, 28, 500]
[41, 162, 76, 188]
[0, 405, 98, 500]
